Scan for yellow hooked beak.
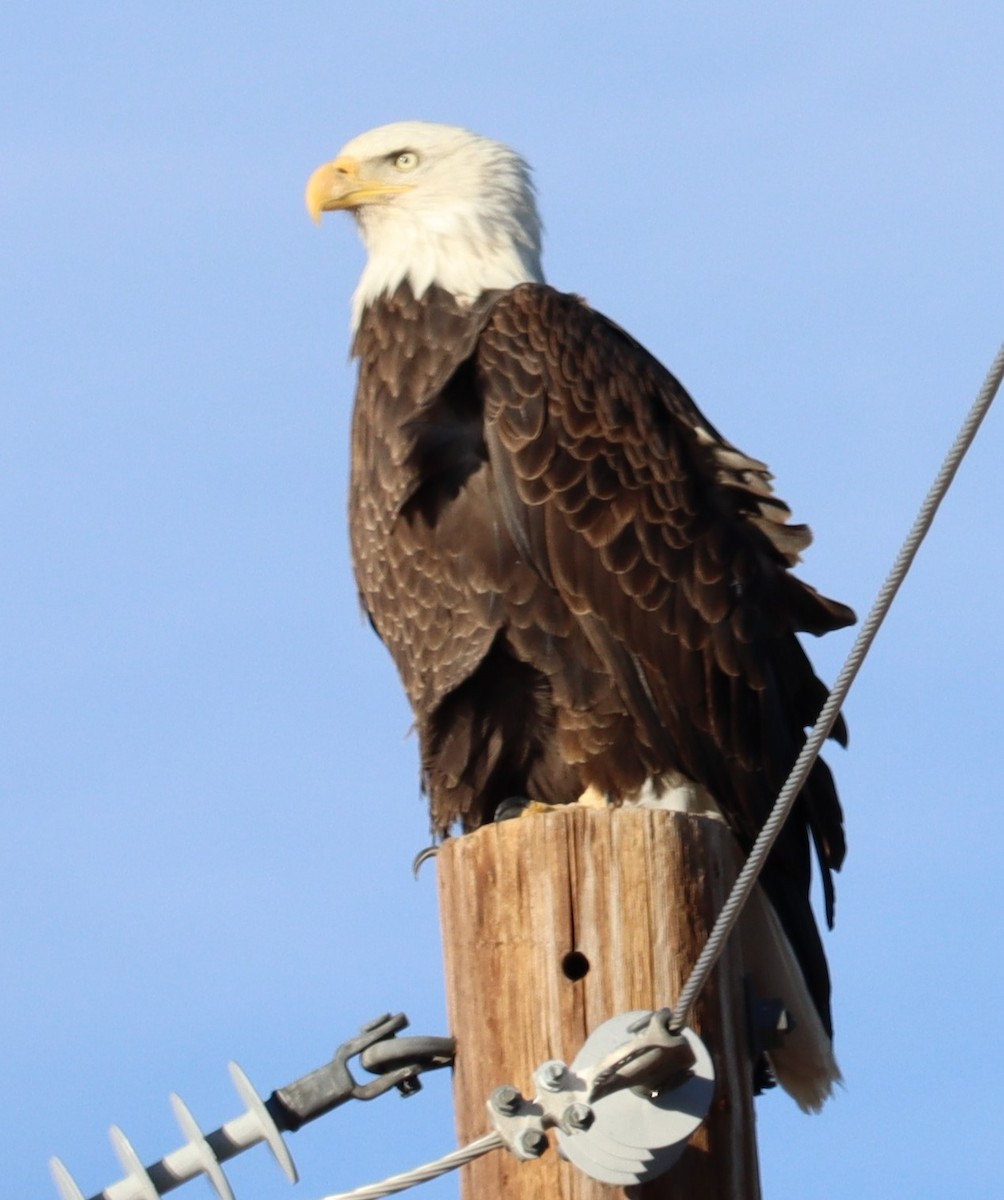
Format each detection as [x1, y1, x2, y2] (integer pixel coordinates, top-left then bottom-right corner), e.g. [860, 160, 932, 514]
[305, 155, 413, 223]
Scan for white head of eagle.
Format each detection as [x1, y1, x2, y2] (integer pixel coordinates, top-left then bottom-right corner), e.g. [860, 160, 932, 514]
[306, 121, 544, 330]
[306, 121, 856, 1114]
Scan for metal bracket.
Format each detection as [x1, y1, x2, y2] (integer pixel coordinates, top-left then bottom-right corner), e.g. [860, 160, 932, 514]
[268, 1012, 453, 1126]
[360, 1031, 455, 1096]
[487, 1010, 714, 1187]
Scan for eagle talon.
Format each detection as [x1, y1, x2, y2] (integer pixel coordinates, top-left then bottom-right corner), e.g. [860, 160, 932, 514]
[493, 796, 532, 822]
[411, 844, 438, 877]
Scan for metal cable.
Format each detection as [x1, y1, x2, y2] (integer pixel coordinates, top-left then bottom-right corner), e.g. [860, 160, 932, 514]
[319, 1132, 504, 1200]
[670, 339, 1004, 1033]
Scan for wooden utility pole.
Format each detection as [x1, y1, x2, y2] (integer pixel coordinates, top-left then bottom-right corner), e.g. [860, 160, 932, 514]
[438, 806, 761, 1199]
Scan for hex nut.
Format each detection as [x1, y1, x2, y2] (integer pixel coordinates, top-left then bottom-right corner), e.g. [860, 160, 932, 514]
[491, 1084, 522, 1115]
[562, 1102, 594, 1132]
[519, 1129, 548, 1158]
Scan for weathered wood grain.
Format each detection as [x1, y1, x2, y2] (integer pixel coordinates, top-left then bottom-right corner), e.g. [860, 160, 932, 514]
[438, 807, 761, 1199]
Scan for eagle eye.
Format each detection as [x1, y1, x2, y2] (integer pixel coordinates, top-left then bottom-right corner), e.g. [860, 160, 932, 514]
[392, 150, 420, 172]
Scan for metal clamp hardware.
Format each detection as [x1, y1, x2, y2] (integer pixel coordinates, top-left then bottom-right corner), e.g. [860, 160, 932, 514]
[269, 1012, 453, 1126]
[586, 1008, 697, 1099]
[487, 1009, 715, 1187]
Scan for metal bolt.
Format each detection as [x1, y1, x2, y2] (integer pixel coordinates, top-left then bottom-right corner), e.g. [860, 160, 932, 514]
[491, 1084, 522, 1115]
[519, 1129, 548, 1158]
[561, 1102, 594, 1132]
[536, 1060, 566, 1092]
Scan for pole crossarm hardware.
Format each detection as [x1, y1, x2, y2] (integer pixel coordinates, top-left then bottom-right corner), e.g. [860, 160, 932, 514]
[49, 1014, 454, 1200]
[322, 1009, 714, 1200]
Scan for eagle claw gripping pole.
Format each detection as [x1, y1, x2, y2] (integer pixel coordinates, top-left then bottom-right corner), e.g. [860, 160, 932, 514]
[50, 1013, 455, 1200]
[487, 1009, 715, 1187]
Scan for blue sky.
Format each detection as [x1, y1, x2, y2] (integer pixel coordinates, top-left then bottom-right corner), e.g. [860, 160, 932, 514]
[4, 3, 1003, 1197]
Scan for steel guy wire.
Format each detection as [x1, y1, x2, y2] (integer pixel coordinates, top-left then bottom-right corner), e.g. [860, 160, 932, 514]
[670, 338, 1004, 1034]
[318, 1132, 505, 1200]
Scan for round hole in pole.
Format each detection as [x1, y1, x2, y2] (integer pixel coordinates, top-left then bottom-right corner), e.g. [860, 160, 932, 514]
[561, 950, 590, 981]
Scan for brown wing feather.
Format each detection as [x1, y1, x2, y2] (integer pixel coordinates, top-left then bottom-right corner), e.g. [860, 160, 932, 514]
[350, 286, 501, 719]
[351, 285, 621, 830]
[479, 284, 852, 811]
[475, 285, 854, 1028]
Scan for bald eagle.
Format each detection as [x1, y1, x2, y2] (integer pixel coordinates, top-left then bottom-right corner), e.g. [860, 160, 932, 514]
[307, 122, 854, 1110]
